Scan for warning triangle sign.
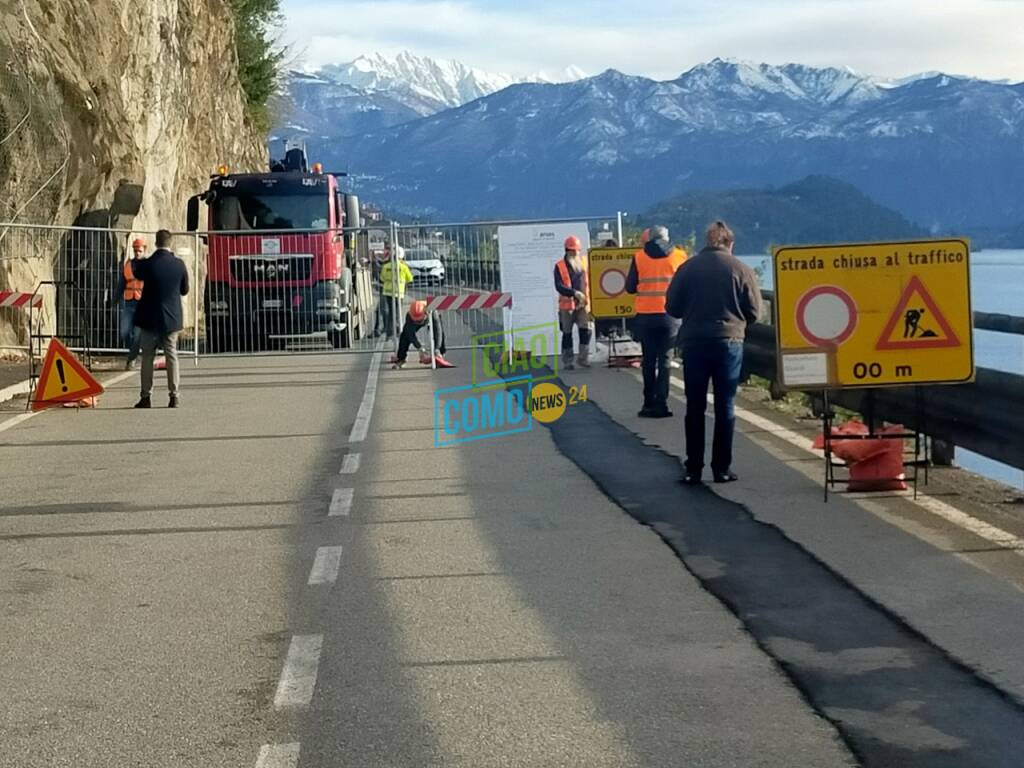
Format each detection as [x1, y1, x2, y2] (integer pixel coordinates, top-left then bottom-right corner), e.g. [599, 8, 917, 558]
[876, 276, 961, 351]
[32, 339, 104, 411]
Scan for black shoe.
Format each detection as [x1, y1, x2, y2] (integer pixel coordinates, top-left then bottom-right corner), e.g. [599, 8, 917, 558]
[680, 473, 703, 486]
[638, 406, 655, 418]
[650, 408, 674, 419]
[713, 471, 738, 484]
[134, 397, 151, 409]
[168, 395, 179, 409]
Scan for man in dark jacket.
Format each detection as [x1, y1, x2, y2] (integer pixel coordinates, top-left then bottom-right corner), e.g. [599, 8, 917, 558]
[666, 220, 761, 484]
[625, 225, 686, 418]
[131, 230, 189, 409]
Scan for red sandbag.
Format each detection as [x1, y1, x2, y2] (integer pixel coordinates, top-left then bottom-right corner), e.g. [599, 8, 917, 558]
[815, 420, 907, 491]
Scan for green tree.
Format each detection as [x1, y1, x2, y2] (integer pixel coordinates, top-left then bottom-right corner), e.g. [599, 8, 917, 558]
[229, 0, 284, 129]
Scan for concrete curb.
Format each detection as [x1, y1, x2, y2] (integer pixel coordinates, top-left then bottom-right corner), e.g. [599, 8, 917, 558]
[0, 378, 30, 404]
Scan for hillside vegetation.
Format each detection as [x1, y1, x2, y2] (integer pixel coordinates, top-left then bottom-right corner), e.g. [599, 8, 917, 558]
[230, 0, 284, 128]
[639, 176, 927, 253]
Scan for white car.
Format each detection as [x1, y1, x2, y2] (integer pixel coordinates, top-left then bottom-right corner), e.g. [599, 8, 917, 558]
[404, 247, 446, 285]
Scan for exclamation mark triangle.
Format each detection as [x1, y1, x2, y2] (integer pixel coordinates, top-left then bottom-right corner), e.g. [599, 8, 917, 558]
[32, 339, 104, 410]
[56, 359, 68, 392]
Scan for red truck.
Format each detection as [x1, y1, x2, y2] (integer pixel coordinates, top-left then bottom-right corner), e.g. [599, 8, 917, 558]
[186, 148, 371, 351]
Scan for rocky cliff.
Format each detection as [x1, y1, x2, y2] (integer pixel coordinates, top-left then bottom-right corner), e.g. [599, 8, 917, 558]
[0, 0, 266, 349]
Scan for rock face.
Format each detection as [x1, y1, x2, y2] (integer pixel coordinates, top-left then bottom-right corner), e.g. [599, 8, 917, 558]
[0, 0, 265, 349]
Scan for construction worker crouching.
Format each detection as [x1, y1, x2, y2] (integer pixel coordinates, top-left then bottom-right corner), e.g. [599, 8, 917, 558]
[626, 225, 686, 417]
[391, 300, 455, 369]
[117, 238, 146, 370]
[553, 235, 591, 369]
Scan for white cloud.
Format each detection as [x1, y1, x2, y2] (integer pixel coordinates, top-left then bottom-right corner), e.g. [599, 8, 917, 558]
[281, 0, 1024, 82]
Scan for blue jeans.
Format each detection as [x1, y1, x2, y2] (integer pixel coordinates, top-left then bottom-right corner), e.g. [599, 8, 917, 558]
[682, 340, 743, 474]
[120, 300, 141, 362]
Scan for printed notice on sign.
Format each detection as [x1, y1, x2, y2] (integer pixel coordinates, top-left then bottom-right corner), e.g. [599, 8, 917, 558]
[498, 223, 591, 350]
[773, 239, 974, 389]
[782, 352, 829, 386]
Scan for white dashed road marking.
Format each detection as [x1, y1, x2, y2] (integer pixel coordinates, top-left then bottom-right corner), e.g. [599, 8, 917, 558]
[349, 351, 383, 443]
[339, 452, 361, 474]
[255, 742, 301, 767]
[274, 635, 323, 709]
[329, 487, 354, 517]
[308, 546, 344, 585]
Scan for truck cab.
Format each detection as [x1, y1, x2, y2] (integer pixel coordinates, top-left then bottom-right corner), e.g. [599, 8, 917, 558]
[187, 148, 369, 351]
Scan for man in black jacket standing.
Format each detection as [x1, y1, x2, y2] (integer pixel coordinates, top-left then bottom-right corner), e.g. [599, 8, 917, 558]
[132, 230, 189, 409]
[666, 220, 761, 484]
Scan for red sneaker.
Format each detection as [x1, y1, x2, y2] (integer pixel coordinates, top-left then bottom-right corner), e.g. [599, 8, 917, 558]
[434, 355, 456, 369]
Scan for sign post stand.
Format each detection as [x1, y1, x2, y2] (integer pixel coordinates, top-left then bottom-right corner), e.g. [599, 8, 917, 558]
[587, 246, 641, 367]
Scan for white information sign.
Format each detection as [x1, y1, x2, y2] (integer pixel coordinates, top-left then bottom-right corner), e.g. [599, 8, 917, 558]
[498, 222, 591, 351]
[781, 352, 829, 386]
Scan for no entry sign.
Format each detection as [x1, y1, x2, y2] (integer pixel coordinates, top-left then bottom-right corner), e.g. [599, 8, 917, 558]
[773, 239, 974, 389]
[588, 247, 637, 318]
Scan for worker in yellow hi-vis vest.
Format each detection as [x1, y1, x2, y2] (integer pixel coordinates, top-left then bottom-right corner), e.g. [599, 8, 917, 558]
[378, 243, 413, 339]
[626, 225, 686, 418]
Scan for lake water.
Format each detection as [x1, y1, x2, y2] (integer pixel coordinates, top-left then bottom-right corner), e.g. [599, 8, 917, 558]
[739, 249, 1024, 488]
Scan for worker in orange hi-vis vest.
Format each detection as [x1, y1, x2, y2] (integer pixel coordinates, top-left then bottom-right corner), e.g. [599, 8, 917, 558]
[626, 225, 686, 418]
[553, 235, 591, 369]
[117, 238, 147, 370]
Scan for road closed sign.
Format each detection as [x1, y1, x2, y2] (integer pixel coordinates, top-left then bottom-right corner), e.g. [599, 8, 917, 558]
[588, 247, 637, 318]
[773, 239, 974, 389]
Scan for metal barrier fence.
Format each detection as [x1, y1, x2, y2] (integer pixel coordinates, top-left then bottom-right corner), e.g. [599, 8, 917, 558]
[0, 216, 624, 360]
[392, 216, 620, 350]
[0, 223, 198, 356]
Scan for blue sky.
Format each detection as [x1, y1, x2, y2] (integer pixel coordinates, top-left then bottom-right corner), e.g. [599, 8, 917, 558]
[280, 0, 1024, 82]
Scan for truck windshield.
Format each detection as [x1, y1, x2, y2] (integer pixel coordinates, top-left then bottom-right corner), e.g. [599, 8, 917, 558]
[211, 193, 329, 231]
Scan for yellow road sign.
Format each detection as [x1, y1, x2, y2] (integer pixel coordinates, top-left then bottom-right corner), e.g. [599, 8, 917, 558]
[588, 247, 637, 318]
[773, 239, 974, 389]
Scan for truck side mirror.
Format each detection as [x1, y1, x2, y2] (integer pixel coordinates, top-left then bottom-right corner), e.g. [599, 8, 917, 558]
[186, 196, 200, 232]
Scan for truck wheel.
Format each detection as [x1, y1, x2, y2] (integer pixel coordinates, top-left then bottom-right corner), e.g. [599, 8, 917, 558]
[330, 322, 351, 349]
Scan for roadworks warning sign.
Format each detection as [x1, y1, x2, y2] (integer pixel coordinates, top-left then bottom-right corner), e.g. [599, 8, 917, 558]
[773, 239, 974, 389]
[588, 247, 637, 319]
[32, 338, 104, 410]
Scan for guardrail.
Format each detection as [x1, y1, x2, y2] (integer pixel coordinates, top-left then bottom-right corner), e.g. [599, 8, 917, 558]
[745, 290, 1024, 473]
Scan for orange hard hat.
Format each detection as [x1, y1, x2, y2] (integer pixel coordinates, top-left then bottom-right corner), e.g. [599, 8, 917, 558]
[640, 228, 651, 245]
[132, 238, 145, 251]
[409, 300, 428, 322]
[564, 235, 582, 252]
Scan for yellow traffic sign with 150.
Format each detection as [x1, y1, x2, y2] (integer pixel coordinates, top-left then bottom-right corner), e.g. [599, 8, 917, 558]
[773, 239, 974, 389]
[588, 247, 636, 318]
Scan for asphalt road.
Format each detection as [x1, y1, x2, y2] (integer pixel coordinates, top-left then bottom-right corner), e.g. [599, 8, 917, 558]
[0, 349, 855, 767]
[5, 338, 1024, 767]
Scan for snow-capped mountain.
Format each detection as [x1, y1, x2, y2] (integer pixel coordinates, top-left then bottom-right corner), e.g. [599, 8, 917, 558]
[322, 51, 520, 112]
[273, 52, 587, 139]
[315, 58, 1023, 233]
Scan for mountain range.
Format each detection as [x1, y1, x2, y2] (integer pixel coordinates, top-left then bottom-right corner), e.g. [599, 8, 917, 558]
[273, 56, 1024, 241]
[274, 51, 585, 140]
